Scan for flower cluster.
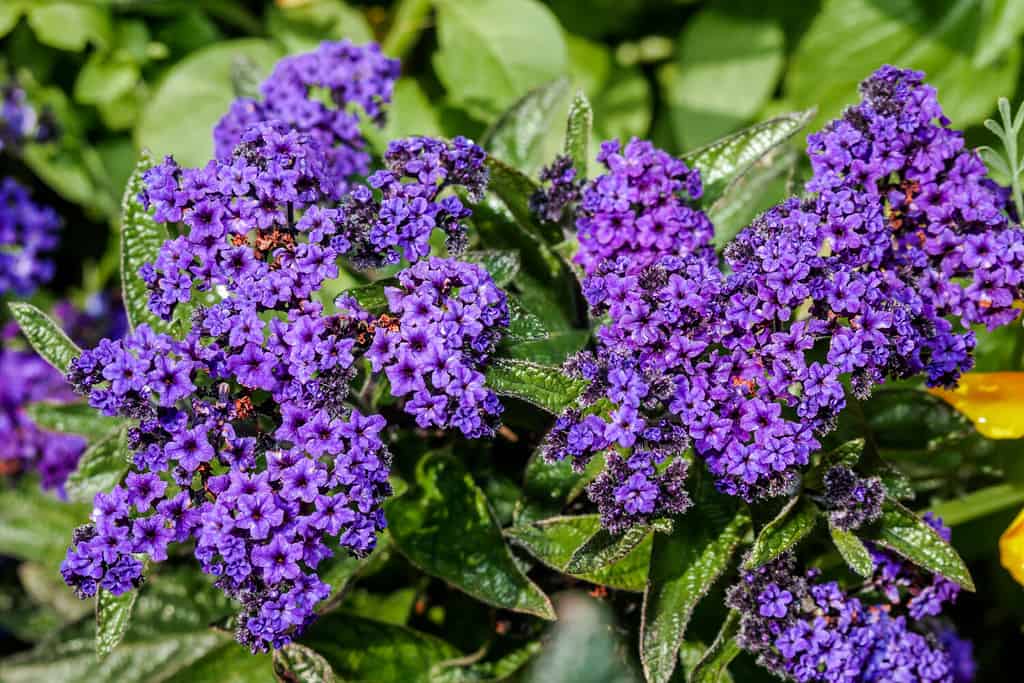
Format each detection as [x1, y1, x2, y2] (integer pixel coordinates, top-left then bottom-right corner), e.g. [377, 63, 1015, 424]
[573, 138, 712, 275]
[360, 257, 509, 438]
[530, 154, 583, 225]
[728, 525, 972, 683]
[0, 293, 126, 494]
[214, 41, 399, 194]
[0, 81, 56, 151]
[0, 177, 60, 296]
[820, 465, 885, 531]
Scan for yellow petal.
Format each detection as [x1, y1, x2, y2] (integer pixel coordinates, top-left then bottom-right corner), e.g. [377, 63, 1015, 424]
[1001, 507, 1024, 585]
[928, 372, 1024, 440]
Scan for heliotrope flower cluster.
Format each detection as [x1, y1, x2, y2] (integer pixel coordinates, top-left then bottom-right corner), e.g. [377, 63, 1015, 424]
[820, 465, 885, 531]
[214, 40, 399, 195]
[0, 177, 60, 296]
[0, 80, 56, 151]
[727, 520, 972, 683]
[0, 293, 126, 494]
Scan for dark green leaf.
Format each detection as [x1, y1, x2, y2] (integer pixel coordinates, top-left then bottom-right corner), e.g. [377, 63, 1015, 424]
[463, 250, 521, 287]
[0, 477, 89, 567]
[8, 302, 81, 374]
[829, 524, 874, 577]
[865, 499, 975, 590]
[485, 157, 562, 244]
[483, 77, 571, 172]
[679, 641, 734, 683]
[743, 498, 818, 569]
[485, 358, 586, 414]
[505, 514, 651, 592]
[65, 427, 130, 504]
[505, 297, 549, 343]
[566, 524, 653, 575]
[502, 329, 590, 365]
[163, 642, 273, 682]
[121, 150, 173, 335]
[928, 483, 1024, 527]
[24, 402, 124, 441]
[640, 492, 750, 683]
[682, 110, 814, 205]
[96, 588, 139, 660]
[564, 90, 593, 178]
[688, 611, 741, 683]
[273, 643, 337, 683]
[301, 613, 462, 683]
[519, 450, 603, 522]
[385, 452, 555, 619]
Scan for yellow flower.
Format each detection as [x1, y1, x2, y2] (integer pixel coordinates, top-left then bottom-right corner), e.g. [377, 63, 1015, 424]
[928, 372, 1024, 439]
[1001, 507, 1024, 585]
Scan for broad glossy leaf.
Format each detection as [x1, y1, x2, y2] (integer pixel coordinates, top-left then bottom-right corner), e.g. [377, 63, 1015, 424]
[504, 298, 549, 344]
[301, 613, 462, 683]
[385, 452, 555, 619]
[8, 302, 81, 374]
[865, 499, 975, 590]
[485, 157, 562, 244]
[25, 402, 124, 441]
[640, 491, 750, 683]
[137, 40, 282, 166]
[65, 427, 130, 504]
[564, 90, 593, 178]
[688, 611, 741, 683]
[463, 249, 521, 287]
[519, 450, 604, 523]
[566, 524, 654, 575]
[679, 641, 734, 683]
[743, 498, 818, 569]
[502, 329, 590, 366]
[483, 77, 571, 173]
[505, 514, 650, 592]
[120, 150, 172, 334]
[707, 146, 795, 248]
[273, 643, 337, 683]
[485, 358, 586, 414]
[433, 0, 568, 121]
[0, 477, 88, 567]
[163, 642, 273, 682]
[341, 281, 392, 314]
[682, 110, 814, 205]
[96, 588, 139, 660]
[829, 524, 874, 577]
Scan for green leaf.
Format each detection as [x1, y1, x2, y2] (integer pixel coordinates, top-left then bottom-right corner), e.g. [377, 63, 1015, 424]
[505, 297, 550, 344]
[0, 477, 89, 567]
[679, 641, 734, 683]
[640, 491, 751, 683]
[65, 427, 130, 504]
[566, 523, 654, 575]
[742, 498, 818, 569]
[485, 156, 562, 244]
[121, 150, 173, 334]
[485, 358, 585, 414]
[301, 613, 462, 683]
[789, 0, 1022, 129]
[26, 3, 111, 51]
[682, 110, 814, 205]
[273, 643, 337, 683]
[74, 53, 139, 106]
[505, 514, 651, 592]
[463, 249, 521, 287]
[519, 450, 603, 522]
[137, 39, 283, 167]
[502, 329, 590, 365]
[8, 302, 81, 374]
[433, 0, 568, 121]
[829, 524, 874, 577]
[266, 0, 373, 54]
[688, 611, 741, 683]
[341, 281, 392, 314]
[865, 498, 975, 590]
[366, 78, 443, 151]
[385, 452, 555, 619]
[96, 587, 139, 660]
[564, 89, 593, 178]
[24, 402, 124, 441]
[592, 65, 653, 143]
[976, 0, 1024, 67]
[928, 483, 1024, 527]
[665, 7, 785, 150]
[0, 3, 26, 39]
[707, 146, 795, 248]
[162, 642, 273, 682]
[483, 77, 571, 173]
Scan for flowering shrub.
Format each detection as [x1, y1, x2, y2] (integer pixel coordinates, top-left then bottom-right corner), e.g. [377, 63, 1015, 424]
[5, 8, 1024, 681]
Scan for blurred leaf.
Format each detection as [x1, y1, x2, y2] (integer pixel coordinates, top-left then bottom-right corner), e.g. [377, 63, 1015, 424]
[383, 0, 433, 59]
[96, 587, 139, 660]
[343, 587, 416, 626]
[485, 358, 586, 414]
[743, 498, 818, 569]
[26, 3, 111, 51]
[666, 7, 785, 149]
[8, 302, 81, 374]
[829, 524, 874, 577]
[682, 110, 814, 205]
[0, 4, 25, 39]
[506, 514, 651, 592]
[121, 149, 174, 335]
[25, 402, 124, 441]
[267, 0, 373, 54]
[301, 613, 462, 683]
[789, 0, 1022, 129]
[0, 476, 88, 567]
[502, 329, 590, 365]
[864, 498, 975, 590]
[976, 0, 1024, 67]
[566, 33, 612, 96]
[137, 39, 282, 167]
[74, 53, 139, 106]
[688, 611, 741, 683]
[641, 495, 750, 683]
[564, 90, 593, 178]
[1000, 506, 1024, 585]
[385, 452, 556, 619]
[483, 77, 571, 174]
[929, 371, 1024, 439]
[929, 483, 1024, 526]
[65, 427, 129, 504]
[366, 78, 442, 151]
[485, 156, 562, 244]
[433, 0, 569, 121]
[273, 643, 337, 683]
[591, 65, 652, 142]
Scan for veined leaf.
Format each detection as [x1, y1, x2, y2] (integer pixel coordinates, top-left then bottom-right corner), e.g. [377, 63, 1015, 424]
[564, 90, 593, 178]
[485, 358, 586, 414]
[483, 77, 571, 173]
[24, 402, 125, 441]
[120, 150, 172, 335]
[829, 524, 874, 577]
[0, 477, 89, 568]
[688, 611, 741, 683]
[96, 588, 139, 660]
[463, 249, 522, 287]
[272, 643, 337, 683]
[504, 297, 549, 344]
[64, 427, 130, 504]
[8, 302, 81, 374]
[566, 523, 655, 575]
[485, 156, 562, 244]
[743, 498, 818, 569]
